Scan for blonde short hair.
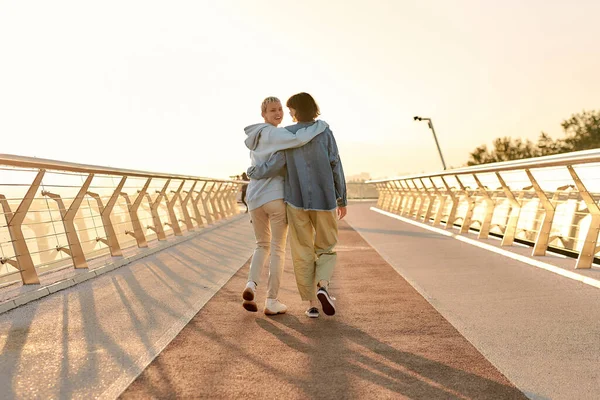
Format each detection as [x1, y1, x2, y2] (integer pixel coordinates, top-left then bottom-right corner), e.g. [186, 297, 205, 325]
[261, 96, 281, 113]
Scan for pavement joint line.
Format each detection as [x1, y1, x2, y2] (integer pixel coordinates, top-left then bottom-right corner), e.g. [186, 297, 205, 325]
[0, 213, 248, 315]
[370, 207, 600, 290]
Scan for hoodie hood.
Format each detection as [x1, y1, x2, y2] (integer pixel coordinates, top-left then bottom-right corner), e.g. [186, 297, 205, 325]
[244, 123, 270, 150]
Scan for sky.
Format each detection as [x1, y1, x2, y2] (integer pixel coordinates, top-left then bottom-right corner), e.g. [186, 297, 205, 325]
[1, 0, 599, 180]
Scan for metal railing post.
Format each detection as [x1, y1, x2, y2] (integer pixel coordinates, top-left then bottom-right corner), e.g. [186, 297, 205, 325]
[382, 182, 394, 211]
[455, 176, 476, 234]
[227, 183, 240, 215]
[526, 169, 555, 257]
[121, 178, 151, 248]
[87, 176, 127, 257]
[419, 178, 435, 223]
[43, 173, 94, 269]
[567, 166, 600, 269]
[0, 170, 45, 284]
[376, 183, 385, 209]
[441, 177, 458, 229]
[193, 181, 210, 226]
[430, 177, 447, 227]
[412, 179, 428, 221]
[399, 181, 413, 217]
[473, 174, 496, 239]
[165, 180, 185, 236]
[390, 181, 403, 214]
[146, 180, 170, 240]
[179, 181, 197, 232]
[222, 183, 234, 217]
[209, 182, 224, 221]
[496, 172, 521, 246]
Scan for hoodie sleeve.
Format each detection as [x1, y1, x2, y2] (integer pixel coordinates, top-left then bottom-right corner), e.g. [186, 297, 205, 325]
[260, 120, 328, 152]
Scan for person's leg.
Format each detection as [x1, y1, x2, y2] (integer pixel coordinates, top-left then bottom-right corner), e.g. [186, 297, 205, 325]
[241, 185, 248, 213]
[243, 205, 271, 312]
[286, 205, 319, 316]
[312, 209, 338, 316]
[263, 200, 288, 315]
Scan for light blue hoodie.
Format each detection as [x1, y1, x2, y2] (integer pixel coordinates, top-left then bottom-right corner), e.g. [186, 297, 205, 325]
[244, 121, 328, 211]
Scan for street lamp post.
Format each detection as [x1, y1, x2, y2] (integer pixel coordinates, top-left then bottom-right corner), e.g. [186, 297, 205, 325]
[414, 116, 447, 170]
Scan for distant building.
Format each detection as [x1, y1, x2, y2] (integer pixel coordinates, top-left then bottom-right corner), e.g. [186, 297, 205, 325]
[347, 172, 371, 183]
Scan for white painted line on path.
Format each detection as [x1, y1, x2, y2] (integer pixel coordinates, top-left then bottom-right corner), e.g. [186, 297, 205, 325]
[370, 207, 600, 290]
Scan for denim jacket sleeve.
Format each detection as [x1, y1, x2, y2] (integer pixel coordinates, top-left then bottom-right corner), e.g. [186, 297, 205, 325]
[247, 151, 286, 180]
[328, 132, 347, 207]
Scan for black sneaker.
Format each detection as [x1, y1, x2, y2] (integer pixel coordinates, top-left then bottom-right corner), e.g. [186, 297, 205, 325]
[305, 307, 319, 318]
[317, 287, 336, 316]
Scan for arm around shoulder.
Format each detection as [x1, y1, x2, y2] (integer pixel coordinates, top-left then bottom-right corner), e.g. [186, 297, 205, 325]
[261, 121, 329, 151]
[247, 151, 287, 180]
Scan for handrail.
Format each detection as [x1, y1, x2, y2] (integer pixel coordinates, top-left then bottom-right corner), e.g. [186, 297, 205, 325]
[368, 148, 600, 183]
[0, 154, 240, 183]
[369, 149, 600, 270]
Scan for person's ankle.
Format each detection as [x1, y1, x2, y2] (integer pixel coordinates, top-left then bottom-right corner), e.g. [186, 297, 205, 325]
[317, 280, 328, 289]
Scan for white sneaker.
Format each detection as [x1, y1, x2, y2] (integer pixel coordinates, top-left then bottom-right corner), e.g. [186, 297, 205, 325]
[242, 281, 257, 312]
[242, 281, 256, 301]
[264, 298, 287, 315]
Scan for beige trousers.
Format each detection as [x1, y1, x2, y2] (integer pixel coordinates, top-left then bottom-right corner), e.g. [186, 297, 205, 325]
[286, 205, 338, 301]
[248, 199, 288, 299]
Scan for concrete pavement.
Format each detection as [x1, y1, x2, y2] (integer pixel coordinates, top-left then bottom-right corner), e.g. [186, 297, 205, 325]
[345, 202, 600, 400]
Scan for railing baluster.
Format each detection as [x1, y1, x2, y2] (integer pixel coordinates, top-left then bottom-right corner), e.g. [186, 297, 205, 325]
[121, 178, 151, 248]
[455, 176, 476, 234]
[180, 181, 197, 232]
[146, 180, 170, 240]
[87, 176, 127, 257]
[43, 173, 94, 269]
[0, 170, 45, 284]
[473, 174, 496, 239]
[526, 169, 555, 257]
[429, 177, 447, 227]
[391, 181, 403, 214]
[165, 180, 185, 236]
[376, 183, 384, 209]
[222, 183, 234, 217]
[230, 183, 239, 215]
[402, 181, 413, 214]
[381, 182, 392, 211]
[566, 166, 600, 269]
[413, 179, 427, 221]
[212, 183, 225, 220]
[496, 172, 521, 246]
[441, 177, 458, 229]
[419, 178, 435, 223]
[193, 181, 210, 226]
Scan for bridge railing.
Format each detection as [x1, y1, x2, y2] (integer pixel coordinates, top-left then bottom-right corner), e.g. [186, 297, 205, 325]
[369, 149, 600, 270]
[346, 182, 378, 199]
[0, 154, 243, 286]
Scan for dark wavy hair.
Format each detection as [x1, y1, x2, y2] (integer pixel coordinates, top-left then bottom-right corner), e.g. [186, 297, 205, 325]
[286, 92, 320, 122]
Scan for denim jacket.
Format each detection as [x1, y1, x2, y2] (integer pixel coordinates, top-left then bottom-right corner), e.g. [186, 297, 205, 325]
[247, 121, 347, 211]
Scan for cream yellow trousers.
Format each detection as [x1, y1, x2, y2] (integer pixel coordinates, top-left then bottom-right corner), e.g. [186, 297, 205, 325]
[286, 205, 338, 301]
[248, 199, 288, 299]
